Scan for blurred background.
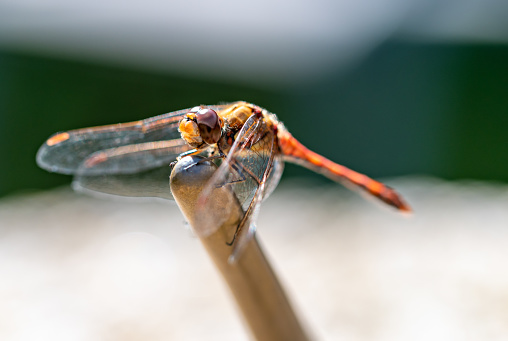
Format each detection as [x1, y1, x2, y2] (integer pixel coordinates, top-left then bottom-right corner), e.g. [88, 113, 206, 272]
[1, 0, 508, 340]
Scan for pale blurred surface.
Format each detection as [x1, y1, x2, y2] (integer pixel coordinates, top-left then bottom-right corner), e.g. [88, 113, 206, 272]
[1, 177, 507, 341]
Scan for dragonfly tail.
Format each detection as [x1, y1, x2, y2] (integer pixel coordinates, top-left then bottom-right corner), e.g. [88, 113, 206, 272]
[278, 130, 411, 213]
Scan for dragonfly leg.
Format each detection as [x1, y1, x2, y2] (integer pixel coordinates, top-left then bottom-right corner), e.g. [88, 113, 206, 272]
[215, 161, 248, 187]
[226, 165, 270, 246]
[171, 149, 201, 169]
[178, 148, 223, 170]
[184, 154, 223, 170]
[226, 139, 277, 249]
[177, 148, 200, 159]
[225, 178, 262, 246]
[214, 157, 267, 188]
[226, 204, 250, 246]
[234, 162, 262, 186]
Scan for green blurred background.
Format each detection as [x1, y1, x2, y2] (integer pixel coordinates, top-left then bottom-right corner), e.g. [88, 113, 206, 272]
[1, 1, 507, 198]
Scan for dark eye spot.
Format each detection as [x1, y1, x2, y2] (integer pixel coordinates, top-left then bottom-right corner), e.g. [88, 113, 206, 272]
[196, 108, 221, 145]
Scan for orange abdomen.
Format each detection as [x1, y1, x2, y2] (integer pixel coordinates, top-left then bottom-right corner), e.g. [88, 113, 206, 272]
[277, 129, 411, 212]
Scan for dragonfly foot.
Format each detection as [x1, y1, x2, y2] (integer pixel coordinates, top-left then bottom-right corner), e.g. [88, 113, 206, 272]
[226, 223, 241, 246]
[183, 162, 198, 171]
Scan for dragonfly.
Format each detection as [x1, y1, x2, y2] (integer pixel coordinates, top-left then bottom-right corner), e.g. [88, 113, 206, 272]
[37, 101, 411, 260]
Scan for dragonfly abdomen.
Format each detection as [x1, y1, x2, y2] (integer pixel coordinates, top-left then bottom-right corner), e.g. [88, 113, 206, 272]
[278, 130, 411, 212]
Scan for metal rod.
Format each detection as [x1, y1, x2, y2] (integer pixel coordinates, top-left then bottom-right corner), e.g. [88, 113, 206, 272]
[170, 155, 310, 341]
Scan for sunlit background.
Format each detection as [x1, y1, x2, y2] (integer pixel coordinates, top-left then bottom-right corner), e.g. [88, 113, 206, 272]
[1, 0, 508, 340]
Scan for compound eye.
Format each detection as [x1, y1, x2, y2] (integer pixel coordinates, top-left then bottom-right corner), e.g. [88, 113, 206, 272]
[188, 106, 202, 114]
[196, 108, 221, 145]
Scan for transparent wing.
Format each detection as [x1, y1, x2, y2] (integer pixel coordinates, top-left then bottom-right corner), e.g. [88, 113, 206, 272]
[228, 154, 283, 263]
[37, 108, 186, 174]
[36, 104, 229, 175]
[74, 164, 175, 199]
[76, 140, 190, 176]
[35, 104, 229, 199]
[73, 140, 193, 199]
[196, 114, 279, 261]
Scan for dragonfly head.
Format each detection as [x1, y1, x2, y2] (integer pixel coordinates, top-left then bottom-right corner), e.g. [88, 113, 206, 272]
[179, 106, 223, 148]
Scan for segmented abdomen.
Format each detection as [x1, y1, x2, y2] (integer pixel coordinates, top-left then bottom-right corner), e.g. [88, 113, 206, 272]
[277, 129, 411, 212]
